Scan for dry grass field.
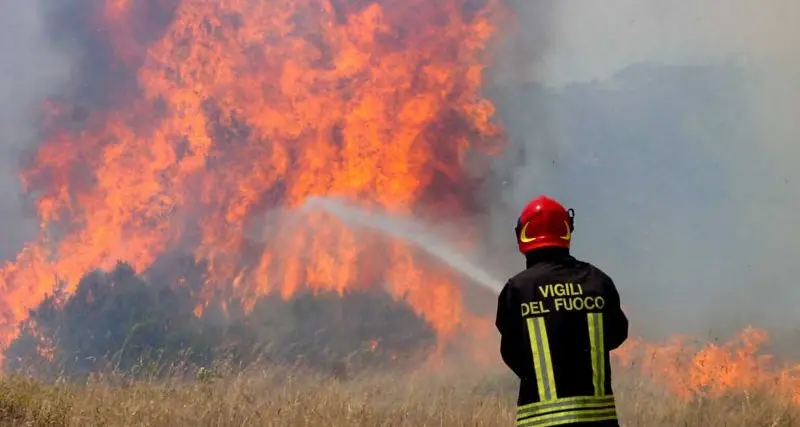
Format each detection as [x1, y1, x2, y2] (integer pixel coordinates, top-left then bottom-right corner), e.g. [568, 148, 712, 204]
[0, 362, 797, 427]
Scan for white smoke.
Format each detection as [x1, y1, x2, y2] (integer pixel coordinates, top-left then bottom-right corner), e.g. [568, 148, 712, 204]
[0, 1, 72, 260]
[486, 0, 800, 337]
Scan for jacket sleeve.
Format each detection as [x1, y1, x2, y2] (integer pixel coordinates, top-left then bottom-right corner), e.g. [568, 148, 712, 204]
[495, 281, 526, 379]
[601, 275, 629, 351]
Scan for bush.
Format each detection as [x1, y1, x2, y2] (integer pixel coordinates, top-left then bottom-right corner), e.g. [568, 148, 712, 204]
[4, 260, 436, 379]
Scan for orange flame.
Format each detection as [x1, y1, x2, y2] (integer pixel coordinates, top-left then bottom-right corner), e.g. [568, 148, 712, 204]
[0, 0, 504, 361]
[613, 327, 800, 404]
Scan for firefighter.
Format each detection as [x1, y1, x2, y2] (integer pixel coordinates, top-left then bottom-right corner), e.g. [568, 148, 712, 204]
[495, 195, 629, 427]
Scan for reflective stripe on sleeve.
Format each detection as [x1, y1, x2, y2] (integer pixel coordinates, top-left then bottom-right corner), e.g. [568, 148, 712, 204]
[587, 312, 606, 396]
[526, 316, 557, 401]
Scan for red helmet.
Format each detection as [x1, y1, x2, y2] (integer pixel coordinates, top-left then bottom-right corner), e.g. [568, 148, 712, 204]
[515, 195, 575, 253]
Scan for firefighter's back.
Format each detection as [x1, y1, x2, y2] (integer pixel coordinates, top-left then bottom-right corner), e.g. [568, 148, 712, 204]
[495, 194, 629, 427]
[507, 255, 627, 427]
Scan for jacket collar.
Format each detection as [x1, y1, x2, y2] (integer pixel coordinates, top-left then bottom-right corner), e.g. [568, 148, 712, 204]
[525, 247, 572, 268]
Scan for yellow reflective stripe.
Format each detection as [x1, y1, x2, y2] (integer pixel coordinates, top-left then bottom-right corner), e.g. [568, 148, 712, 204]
[526, 316, 557, 401]
[517, 407, 617, 427]
[540, 319, 556, 397]
[516, 395, 615, 420]
[587, 312, 606, 396]
[517, 395, 615, 412]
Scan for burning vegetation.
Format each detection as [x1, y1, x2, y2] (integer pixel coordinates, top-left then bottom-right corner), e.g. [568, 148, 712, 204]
[2, 0, 502, 362]
[5, 261, 436, 379]
[0, 0, 799, 419]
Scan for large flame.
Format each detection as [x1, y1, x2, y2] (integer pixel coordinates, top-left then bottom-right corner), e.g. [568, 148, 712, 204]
[1, 0, 502, 356]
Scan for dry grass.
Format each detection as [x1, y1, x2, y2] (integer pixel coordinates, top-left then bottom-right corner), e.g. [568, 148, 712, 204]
[0, 364, 797, 427]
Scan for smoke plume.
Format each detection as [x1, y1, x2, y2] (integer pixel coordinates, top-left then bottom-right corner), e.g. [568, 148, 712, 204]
[0, 1, 71, 260]
[484, 0, 800, 338]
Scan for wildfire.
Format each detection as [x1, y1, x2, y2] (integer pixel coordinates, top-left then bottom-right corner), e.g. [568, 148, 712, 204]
[0, 0, 798, 409]
[613, 327, 800, 405]
[0, 0, 503, 358]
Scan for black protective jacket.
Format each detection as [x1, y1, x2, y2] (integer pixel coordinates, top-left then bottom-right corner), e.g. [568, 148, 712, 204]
[495, 248, 629, 427]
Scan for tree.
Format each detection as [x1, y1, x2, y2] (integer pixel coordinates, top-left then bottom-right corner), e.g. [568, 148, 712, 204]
[5, 259, 437, 379]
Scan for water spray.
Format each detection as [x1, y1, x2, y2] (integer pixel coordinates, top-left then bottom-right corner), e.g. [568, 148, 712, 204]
[300, 196, 505, 294]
